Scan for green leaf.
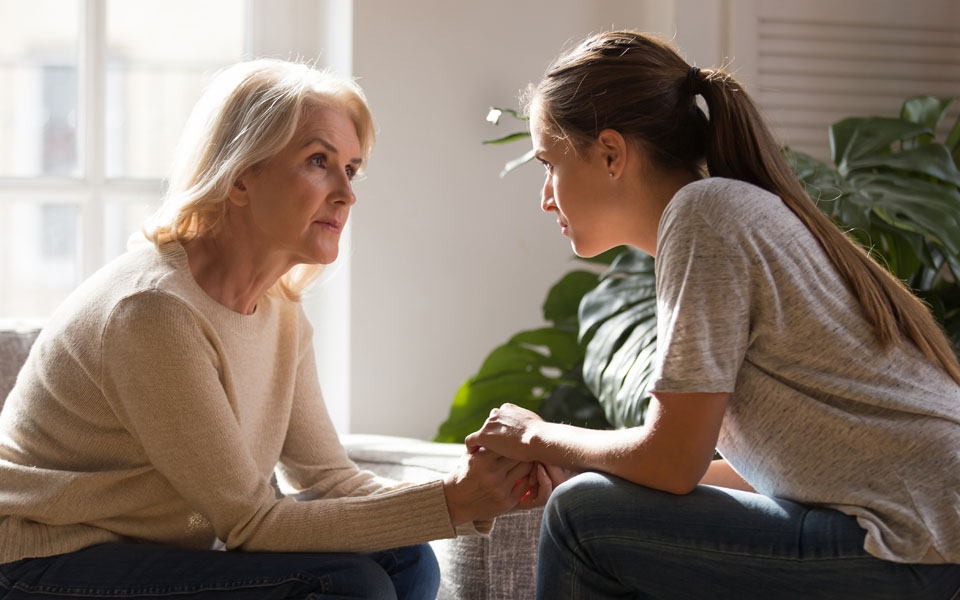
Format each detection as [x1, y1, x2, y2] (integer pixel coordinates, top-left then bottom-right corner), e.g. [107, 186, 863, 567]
[435, 327, 583, 443]
[900, 96, 953, 148]
[482, 131, 532, 146]
[578, 273, 656, 344]
[831, 117, 932, 168]
[542, 270, 601, 330]
[945, 112, 960, 153]
[844, 144, 960, 187]
[509, 328, 583, 371]
[500, 147, 536, 177]
[608, 324, 658, 428]
[848, 172, 960, 254]
[575, 250, 658, 428]
[538, 378, 611, 429]
[835, 195, 873, 238]
[583, 298, 657, 427]
[435, 371, 551, 443]
[603, 246, 656, 277]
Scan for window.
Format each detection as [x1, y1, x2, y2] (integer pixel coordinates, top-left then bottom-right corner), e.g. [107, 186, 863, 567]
[0, 0, 355, 432]
[0, 0, 246, 318]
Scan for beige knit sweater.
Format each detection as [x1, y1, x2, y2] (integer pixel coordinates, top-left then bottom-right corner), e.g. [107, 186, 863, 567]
[0, 242, 462, 564]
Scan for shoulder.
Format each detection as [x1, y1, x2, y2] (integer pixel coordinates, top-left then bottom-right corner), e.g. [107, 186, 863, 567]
[659, 178, 797, 249]
[103, 289, 206, 345]
[664, 178, 780, 228]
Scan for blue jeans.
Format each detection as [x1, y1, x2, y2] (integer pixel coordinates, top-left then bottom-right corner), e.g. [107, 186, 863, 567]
[538, 472, 960, 599]
[0, 542, 439, 599]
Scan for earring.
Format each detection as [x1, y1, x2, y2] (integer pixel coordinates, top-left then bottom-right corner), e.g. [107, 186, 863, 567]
[609, 173, 614, 178]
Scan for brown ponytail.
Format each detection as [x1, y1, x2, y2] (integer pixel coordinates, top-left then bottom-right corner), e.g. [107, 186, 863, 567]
[528, 30, 960, 385]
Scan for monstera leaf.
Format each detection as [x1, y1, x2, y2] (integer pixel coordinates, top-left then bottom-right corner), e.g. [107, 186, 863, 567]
[578, 248, 658, 429]
[789, 95, 960, 339]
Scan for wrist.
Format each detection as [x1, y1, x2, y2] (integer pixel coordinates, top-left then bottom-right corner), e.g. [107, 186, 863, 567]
[522, 419, 551, 460]
[441, 474, 467, 527]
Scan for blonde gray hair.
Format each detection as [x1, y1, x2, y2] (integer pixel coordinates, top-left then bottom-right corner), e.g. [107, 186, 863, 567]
[143, 58, 375, 302]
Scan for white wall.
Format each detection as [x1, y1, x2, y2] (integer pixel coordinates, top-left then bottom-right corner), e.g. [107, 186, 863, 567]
[345, 1, 661, 439]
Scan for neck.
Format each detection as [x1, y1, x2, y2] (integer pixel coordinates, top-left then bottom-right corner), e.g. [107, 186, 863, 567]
[625, 168, 701, 256]
[181, 215, 296, 315]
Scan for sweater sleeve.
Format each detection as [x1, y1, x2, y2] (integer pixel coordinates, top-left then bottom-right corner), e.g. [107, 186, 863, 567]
[274, 318, 421, 500]
[99, 291, 455, 553]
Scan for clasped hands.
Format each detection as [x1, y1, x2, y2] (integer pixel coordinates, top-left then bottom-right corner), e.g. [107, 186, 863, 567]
[443, 403, 572, 527]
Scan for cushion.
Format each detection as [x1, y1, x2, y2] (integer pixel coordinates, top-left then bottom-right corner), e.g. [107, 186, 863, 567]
[0, 320, 43, 409]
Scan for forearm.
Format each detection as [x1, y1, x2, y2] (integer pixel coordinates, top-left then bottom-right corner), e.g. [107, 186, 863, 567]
[469, 393, 728, 495]
[526, 421, 707, 494]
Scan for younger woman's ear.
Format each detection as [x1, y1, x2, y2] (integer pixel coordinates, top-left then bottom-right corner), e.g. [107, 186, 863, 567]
[597, 128, 627, 179]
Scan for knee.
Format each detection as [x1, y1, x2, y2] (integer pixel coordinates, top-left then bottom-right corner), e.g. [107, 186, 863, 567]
[341, 557, 398, 599]
[544, 472, 612, 526]
[398, 544, 440, 595]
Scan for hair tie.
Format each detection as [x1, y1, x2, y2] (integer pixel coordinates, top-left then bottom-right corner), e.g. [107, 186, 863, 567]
[684, 66, 702, 96]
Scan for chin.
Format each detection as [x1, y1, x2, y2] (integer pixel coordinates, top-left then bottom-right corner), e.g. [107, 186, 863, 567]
[570, 239, 614, 259]
[303, 246, 339, 265]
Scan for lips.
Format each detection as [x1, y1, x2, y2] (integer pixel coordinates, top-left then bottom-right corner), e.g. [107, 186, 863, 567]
[314, 219, 343, 233]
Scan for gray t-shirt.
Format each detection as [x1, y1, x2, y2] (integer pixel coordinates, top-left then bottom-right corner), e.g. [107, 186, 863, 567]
[651, 177, 960, 564]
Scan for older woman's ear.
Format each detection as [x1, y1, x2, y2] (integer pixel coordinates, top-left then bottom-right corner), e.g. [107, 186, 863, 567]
[228, 178, 249, 207]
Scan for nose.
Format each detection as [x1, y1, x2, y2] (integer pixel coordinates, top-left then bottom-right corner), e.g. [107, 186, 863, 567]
[331, 171, 357, 206]
[540, 174, 555, 213]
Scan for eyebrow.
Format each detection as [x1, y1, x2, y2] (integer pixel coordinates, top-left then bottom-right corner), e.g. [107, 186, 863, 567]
[302, 136, 363, 166]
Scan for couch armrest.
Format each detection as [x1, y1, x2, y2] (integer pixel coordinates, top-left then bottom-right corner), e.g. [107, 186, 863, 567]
[0, 319, 44, 407]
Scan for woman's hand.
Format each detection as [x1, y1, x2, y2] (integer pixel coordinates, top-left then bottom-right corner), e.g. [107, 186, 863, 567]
[464, 403, 545, 462]
[442, 447, 534, 526]
[512, 462, 577, 510]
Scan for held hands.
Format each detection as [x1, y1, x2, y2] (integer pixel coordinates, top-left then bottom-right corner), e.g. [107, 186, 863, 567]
[464, 403, 544, 462]
[511, 461, 574, 510]
[442, 447, 534, 527]
[457, 403, 576, 512]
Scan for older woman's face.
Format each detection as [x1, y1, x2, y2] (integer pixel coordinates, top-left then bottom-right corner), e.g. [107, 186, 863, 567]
[235, 106, 362, 265]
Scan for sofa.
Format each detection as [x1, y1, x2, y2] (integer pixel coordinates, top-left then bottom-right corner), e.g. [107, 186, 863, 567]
[0, 320, 542, 600]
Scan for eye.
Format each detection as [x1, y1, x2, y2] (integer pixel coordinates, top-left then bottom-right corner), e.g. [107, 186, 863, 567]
[537, 158, 553, 173]
[310, 154, 327, 168]
[345, 164, 357, 181]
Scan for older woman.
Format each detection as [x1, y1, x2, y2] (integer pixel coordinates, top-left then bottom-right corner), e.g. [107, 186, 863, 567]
[0, 59, 545, 599]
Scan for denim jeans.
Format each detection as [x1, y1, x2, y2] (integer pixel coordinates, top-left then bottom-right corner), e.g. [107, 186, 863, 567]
[0, 542, 439, 599]
[538, 472, 960, 600]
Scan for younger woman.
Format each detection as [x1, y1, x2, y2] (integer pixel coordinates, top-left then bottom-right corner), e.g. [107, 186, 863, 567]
[467, 31, 960, 599]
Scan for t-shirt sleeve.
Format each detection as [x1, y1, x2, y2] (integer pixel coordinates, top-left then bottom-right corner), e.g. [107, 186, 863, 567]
[650, 190, 753, 394]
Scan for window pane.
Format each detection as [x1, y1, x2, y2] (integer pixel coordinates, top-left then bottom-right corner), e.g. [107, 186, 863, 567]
[104, 197, 159, 262]
[106, 0, 245, 179]
[0, 0, 80, 178]
[0, 200, 82, 318]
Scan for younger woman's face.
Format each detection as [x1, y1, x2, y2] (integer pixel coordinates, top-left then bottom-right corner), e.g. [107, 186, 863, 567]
[530, 114, 621, 258]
